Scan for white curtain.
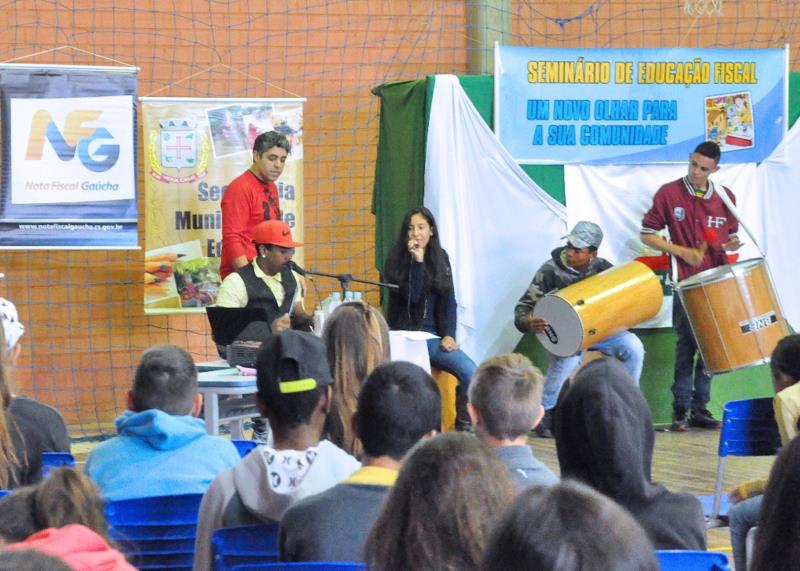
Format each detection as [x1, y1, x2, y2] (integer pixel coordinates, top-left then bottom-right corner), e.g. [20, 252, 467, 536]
[756, 121, 800, 331]
[425, 75, 567, 363]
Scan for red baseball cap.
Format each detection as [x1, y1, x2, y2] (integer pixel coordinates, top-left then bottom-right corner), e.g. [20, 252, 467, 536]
[251, 220, 303, 247]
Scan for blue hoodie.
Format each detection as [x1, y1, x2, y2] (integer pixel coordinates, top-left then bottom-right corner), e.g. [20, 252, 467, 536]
[85, 409, 241, 502]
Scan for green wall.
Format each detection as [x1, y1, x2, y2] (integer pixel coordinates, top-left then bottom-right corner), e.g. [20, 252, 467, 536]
[452, 74, 794, 423]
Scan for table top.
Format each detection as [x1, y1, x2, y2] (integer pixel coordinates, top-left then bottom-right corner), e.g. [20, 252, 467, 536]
[198, 366, 256, 388]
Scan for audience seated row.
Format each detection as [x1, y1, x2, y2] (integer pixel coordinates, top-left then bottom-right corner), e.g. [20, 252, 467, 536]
[6, 299, 800, 570]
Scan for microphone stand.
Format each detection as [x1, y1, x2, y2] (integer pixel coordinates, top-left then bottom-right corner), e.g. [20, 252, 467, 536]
[301, 268, 399, 298]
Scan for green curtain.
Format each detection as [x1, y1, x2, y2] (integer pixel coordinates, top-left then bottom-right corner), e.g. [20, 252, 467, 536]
[371, 80, 428, 277]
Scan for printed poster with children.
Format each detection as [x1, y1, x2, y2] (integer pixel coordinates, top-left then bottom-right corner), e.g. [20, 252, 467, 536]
[705, 92, 754, 152]
[141, 98, 305, 314]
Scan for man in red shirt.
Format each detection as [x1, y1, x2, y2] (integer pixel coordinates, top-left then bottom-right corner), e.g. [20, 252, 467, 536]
[220, 131, 291, 280]
[641, 141, 741, 432]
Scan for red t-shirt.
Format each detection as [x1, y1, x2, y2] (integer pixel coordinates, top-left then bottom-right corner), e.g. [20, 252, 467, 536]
[641, 177, 738, 282]
[220, 169, 281, 279]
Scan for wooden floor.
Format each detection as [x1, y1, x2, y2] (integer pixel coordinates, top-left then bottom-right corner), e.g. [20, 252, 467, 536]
[527, 426, 776, 568]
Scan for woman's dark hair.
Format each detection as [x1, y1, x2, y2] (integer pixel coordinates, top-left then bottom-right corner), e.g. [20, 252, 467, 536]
[364, 432, 515, 571]
[481, 480, 659, 571]
[749, 436, 800, 571]
[383, 206, 452, 293]
[0, 467, 108, 543]
[770, 334, 800, 391]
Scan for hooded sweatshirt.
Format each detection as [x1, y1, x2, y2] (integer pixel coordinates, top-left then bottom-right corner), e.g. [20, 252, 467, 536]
[193, 440, 359, 571]
[84, 409, 241, 502]
[554, 358, 706, 551]
[6, 524, 136, 571]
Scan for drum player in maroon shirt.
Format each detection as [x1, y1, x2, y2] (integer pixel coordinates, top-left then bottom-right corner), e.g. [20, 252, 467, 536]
[640, 141, 742, 432]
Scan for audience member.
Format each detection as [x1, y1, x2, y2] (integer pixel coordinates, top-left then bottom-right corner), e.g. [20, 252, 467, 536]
[280, 360, 440, 562]
[0, 467, 107, 543]
[480, 480, 659, 571]
[322, 301, 391, 457]
[84, 345, 240, 501]
[0, 356, 17, 489]
[0, 549, 72, 571]
[193, 330, 359, 571]
[729, 333, 800, 570]
[364, 432, 516, 571]
[0, 467, 135, 571]
[468, 353, 558, 490]
[0, 298, 70, 487]
[5, 524, 135, 571]
[749, 435, 800, 571]
[554, 357, 706, 550]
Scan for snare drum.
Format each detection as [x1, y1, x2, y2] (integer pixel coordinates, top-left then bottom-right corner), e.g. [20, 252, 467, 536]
[534, 261, 662, 357]
[674, 258, 788, 374]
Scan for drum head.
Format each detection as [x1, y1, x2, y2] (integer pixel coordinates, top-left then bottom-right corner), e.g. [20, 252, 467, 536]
[676, 258, 764, 289]
[534, 295, 583, 357]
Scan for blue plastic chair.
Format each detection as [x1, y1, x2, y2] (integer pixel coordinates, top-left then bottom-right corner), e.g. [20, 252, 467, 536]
[229, 564, 366, 571]
[41, 451, 76, 479]
[105, 493, 204, 570]
[231, 440, 263, 458]
[656, 550, 731, 570]
[698, 398, 782, 526]
[211, 523, 280, 571]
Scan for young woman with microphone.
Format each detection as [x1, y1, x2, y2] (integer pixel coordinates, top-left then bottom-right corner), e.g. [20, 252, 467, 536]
[383, 207, 476, 431]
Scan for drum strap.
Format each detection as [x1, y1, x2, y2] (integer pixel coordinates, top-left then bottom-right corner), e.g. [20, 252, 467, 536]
[713, 181, 764, 257]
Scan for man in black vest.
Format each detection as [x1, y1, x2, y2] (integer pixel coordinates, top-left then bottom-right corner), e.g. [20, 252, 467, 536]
[217, 219, 313, 333]
[216, 219, 313, 442]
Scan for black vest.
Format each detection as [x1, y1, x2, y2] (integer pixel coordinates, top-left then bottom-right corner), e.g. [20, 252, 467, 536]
[234, 263, 298, 340]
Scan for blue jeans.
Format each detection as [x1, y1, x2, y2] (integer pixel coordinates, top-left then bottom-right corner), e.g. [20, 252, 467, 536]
[730, 494, 762, 571]
[426, 338, 476, 397]
[671, 296, 711, 413]
[541, 330, 644, 411]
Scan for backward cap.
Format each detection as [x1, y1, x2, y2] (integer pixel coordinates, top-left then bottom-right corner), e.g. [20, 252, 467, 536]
[564, 220, 603, 249]
[256, 330, 332, 396]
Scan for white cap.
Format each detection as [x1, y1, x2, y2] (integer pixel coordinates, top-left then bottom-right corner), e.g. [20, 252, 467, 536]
[0, 298, 24, 350]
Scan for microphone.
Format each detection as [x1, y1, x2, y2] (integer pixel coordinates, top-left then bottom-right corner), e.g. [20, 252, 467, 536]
[287, 260, 307, 276]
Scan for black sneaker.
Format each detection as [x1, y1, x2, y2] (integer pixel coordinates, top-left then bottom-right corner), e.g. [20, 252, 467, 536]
[689, 408, 721, 429]
[454, 393, 472, 432]
[670, 410, 688, 432]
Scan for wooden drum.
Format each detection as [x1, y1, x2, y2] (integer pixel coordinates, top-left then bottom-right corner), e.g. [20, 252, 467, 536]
[534, 261, 663, 357]
[675, 258, 789, 374]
